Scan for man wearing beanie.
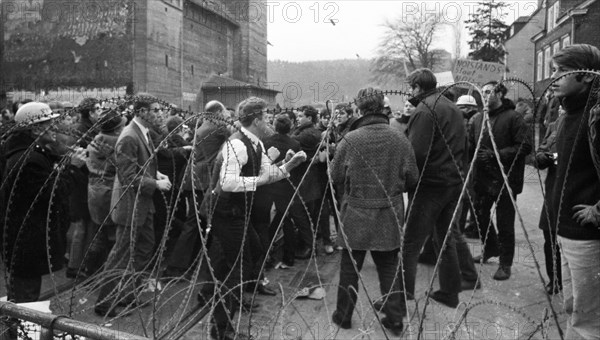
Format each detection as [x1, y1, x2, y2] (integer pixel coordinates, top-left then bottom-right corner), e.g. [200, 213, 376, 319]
[549, 44, 600, 339]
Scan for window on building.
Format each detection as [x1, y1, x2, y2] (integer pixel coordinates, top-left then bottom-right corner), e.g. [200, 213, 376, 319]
[552, 40, 560, 57]
[547, 1, 560, 31]
[561, 34, 570, 47]
[544, 46, 551, 79]
[537, 51, 543, 81]
[165, 54, 169, 68]
[191, 65, 194, 75]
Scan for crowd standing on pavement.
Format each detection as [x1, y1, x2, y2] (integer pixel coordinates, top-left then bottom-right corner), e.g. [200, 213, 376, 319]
[1, 43, 599, 340]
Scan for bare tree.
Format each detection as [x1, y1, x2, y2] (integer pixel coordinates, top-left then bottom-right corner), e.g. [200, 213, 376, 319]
[371, 11, 443, 84]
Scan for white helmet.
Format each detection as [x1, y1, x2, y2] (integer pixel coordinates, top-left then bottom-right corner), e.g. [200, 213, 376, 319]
[14, 102, 60, 125]
[383, 96, 391, 108]
[456, 95, 478, 107]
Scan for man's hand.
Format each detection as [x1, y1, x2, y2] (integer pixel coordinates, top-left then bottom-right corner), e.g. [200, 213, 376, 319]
[318, 150, 328, 163]
[284, 149, 295, 162]
[477, 148, 496, 163]
[572, 204, 600, 227]
[156, 178, 172, 191]
[534, 152, 553, 169]
[157, 171, 169, 181]
[70, 148, 87, 168]
[183, 145, 193, 150]
[283, 151, 307, 173]
[267, 146, 280, 162]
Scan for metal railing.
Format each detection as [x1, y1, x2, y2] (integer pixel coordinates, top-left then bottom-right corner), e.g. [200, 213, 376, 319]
[0, 302, 148, 340]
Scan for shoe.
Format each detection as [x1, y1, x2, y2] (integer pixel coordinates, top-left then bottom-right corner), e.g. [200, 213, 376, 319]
[428, 290, 459, 308]
[493, 265, 511, 281]
[331, 310, 351, 329]
[241, 297, 261, 312]
[295, 247, 312, 260]
[324, 245, 334, 255]
[246, 284, 277, 296]
[381, 317, 404, 336]
[117, 297, 151, 308]
[274, 261, 293, 269]
[94, 305, 132, 318]
[473, 252, 499, 264]
[461, 279, 482, 291]
[210, 326, 254, 340]
[373, 292, 414, 312]
[545, 283, 562, 295]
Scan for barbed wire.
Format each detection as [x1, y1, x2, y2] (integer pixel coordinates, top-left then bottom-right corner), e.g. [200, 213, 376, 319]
[3, 72, 599, 339]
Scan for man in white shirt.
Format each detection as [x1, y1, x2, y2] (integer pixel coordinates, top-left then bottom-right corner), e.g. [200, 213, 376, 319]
[208, 97, 306, 340]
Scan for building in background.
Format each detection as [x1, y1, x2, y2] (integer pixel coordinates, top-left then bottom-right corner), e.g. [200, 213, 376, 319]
[504, 10, 545, 100]
[1, 0, 277, 110]
[532, 0, 600, 97]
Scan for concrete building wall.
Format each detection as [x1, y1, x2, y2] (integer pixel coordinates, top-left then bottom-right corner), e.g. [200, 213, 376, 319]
[2, 0, 134, 100]
[182, 1, 236, 111]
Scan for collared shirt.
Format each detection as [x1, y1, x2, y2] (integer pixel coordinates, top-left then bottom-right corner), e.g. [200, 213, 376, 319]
[219, 127, 289, 192]
[133, 117, 150, 144]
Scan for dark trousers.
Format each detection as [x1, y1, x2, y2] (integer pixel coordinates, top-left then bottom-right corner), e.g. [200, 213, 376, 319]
[251, 188, 273, 261]
[153, 189, 187, 260]
[7, 275, 42, 303]
[95, 213, 154, 308]
[270, 194, 306, 265]
[314, 187, 335, 245]
[403, 184, 462, 296]
[421, 201, 478, 283]
[543, 227, 562, 287]
[538, 202, 562, 288]
[295, 199, 317, 251]
[211, 213, 259, 332]
[475, 187, 516, 266]
[336, 249, 405, 323]
[168, 190, 206, 271]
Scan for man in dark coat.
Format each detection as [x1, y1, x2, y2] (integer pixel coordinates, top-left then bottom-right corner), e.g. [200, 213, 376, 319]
[291, 105, 326, 258]
[548, 44, 600, 338]
[94, 96, 173, 317]
[264, 115, 305, 267]
[331, 87, 418, 335]
[334, 104, 357, 143]
[166, 100, 231, 277]
[469, 81, 532, 281]
[404, 68, 467, 308]
[1, 102, 86, 302]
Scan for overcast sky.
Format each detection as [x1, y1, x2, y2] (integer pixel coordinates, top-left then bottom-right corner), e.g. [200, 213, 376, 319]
[266, 1, 539, 62]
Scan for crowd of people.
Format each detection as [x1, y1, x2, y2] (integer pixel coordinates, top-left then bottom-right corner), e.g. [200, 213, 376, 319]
[1, 43, 599, 340]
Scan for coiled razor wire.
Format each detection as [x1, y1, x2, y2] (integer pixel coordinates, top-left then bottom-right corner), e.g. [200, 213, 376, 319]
[2, 72, 599, 339]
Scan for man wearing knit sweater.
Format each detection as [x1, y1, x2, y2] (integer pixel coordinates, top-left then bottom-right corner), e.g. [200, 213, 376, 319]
[549, 44, 600, 339]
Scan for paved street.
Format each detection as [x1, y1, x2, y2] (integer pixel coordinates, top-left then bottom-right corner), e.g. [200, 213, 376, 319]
[180, 166, 566, 339]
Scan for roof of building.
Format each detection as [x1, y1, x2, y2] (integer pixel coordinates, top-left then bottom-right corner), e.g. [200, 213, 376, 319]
[201, 75, 280, 93]
[515, 16, 530, 23]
